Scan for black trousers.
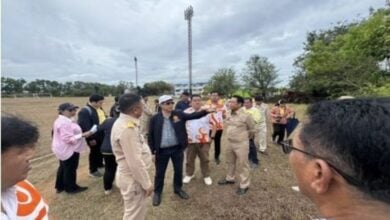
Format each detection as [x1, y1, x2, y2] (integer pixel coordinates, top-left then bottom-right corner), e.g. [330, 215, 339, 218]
[103, 154, 117, 190]
[272, 123, 286, 143]
[248, 139, 259, 164]
[88, 143, 104, 173]
[154, 146, 183, 194]
[55, 152, 80, 192]
[213, 130, 223, 160]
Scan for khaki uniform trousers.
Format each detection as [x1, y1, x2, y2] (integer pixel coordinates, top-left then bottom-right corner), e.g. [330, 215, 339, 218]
[116, 172, 148, 220]
[225, 140, 250, 189]
[185, 143, 211, 177]
[255, 122, 267, 152]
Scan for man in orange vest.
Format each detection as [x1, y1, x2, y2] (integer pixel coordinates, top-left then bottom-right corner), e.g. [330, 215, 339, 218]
[1, 115, 49, 220]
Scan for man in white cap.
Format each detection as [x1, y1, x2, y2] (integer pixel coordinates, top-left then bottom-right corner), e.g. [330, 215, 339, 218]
[148, 95, 214, 206]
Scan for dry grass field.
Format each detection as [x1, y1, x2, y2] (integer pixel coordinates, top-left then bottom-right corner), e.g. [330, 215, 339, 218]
[2, 97, 317, 220]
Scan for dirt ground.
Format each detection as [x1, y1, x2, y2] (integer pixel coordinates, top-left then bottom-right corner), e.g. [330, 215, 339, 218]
[2, 97, 317, 220]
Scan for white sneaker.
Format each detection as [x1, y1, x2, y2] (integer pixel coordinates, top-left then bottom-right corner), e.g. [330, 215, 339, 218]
[183, 175, 194, 184]
[204, 177, 212, 185]
[291, 186, 300, 192]
[104, 190, 112, 195]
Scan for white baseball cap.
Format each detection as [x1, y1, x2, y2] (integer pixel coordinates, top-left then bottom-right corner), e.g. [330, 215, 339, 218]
[159, 95, 173, 104]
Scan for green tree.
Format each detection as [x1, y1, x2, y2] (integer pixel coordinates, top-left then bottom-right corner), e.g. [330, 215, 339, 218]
[46, 80, 62, 96]
[242, 55, 280, 99]
[362, 9, 390, 72]
[143, 81, 173, 96]
[290, 7, 390, 97]
[24, 81, 40, 94]
[114, 81, 134, 95]
[1, 77, 26, 94]
[62, 82, 74, 96]
[204, 68, 239, 97]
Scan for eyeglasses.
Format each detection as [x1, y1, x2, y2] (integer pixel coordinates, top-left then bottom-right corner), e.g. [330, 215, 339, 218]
[162, 101, 175, 105]
[279, 139, 361, 187]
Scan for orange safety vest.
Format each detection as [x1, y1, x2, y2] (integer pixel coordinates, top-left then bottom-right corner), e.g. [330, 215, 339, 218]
[16, 180, 49, 220]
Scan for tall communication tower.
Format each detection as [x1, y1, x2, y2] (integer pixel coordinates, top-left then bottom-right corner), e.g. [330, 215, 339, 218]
[134, 56, 138, 87]
[184, 5, 194, 95]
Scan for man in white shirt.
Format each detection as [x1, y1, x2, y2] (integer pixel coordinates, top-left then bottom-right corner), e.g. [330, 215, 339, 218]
[183, 94, 216, 185]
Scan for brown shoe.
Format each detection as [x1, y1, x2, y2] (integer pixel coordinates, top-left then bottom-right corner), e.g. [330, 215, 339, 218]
[218, 179, 235, 185]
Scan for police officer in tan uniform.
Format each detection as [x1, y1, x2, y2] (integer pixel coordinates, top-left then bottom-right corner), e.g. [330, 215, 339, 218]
[218, 95, 255, 195]
[111, 93, 153, 220]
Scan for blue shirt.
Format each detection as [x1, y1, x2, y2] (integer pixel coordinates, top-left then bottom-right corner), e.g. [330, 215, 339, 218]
[160, 117, 179, 148]
[175, 100, 190, 111]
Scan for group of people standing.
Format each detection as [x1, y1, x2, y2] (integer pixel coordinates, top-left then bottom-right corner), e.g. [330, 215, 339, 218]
[49, 91, 296, 219]
[3, 97, 389, 220]
[52, 94, 114, 195]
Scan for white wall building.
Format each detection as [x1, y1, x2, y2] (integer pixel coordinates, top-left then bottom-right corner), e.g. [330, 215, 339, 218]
[173, 82, 207, 97]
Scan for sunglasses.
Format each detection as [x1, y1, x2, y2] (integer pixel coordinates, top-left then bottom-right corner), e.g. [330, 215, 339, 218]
[162, 101, 175, 105]
[279, 139, 361, 187]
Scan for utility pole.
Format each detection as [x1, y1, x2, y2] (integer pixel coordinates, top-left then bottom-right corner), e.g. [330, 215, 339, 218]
[134, 56, 138, 87]
[184, 5, 194, 95]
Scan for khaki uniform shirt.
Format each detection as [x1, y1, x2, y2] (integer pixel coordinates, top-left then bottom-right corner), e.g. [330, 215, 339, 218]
[224, 108, 256, 143]
[140, 105, 154, 136]
[111, 113, 152, 190]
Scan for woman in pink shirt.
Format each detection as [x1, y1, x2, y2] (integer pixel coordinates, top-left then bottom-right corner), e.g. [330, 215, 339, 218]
[52, 103, 93, 194]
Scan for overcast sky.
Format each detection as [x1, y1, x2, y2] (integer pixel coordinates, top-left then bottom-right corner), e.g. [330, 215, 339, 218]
[2, 0, 386, 86]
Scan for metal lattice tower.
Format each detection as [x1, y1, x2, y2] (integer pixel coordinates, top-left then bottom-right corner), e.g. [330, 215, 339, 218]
[184, 5, 194, 95]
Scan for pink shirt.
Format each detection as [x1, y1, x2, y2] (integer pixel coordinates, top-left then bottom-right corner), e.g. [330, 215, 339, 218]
[52, 115, 86, 161]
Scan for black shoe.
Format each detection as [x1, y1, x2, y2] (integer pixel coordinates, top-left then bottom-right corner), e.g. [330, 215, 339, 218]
[174, 190, 189, 200]
[66, 186, 88, 194]
[215, 158, 221, 165]
[236, 187, 249, 195]
[218, 179, 235, 185]
[89, 171, 103, 178]
[153, 193, 161, 206]
[250, 162, 259, 169]
[56, 189, 64, 194]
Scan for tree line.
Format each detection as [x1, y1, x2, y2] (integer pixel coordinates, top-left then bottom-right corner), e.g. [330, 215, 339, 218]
[1, 77, 174, 97]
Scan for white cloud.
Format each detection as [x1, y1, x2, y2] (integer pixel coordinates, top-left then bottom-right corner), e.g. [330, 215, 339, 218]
[2, 0, 386, 86]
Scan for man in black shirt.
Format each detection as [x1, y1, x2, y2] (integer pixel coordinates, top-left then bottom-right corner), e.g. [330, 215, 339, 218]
[175, 91, 190, 111]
